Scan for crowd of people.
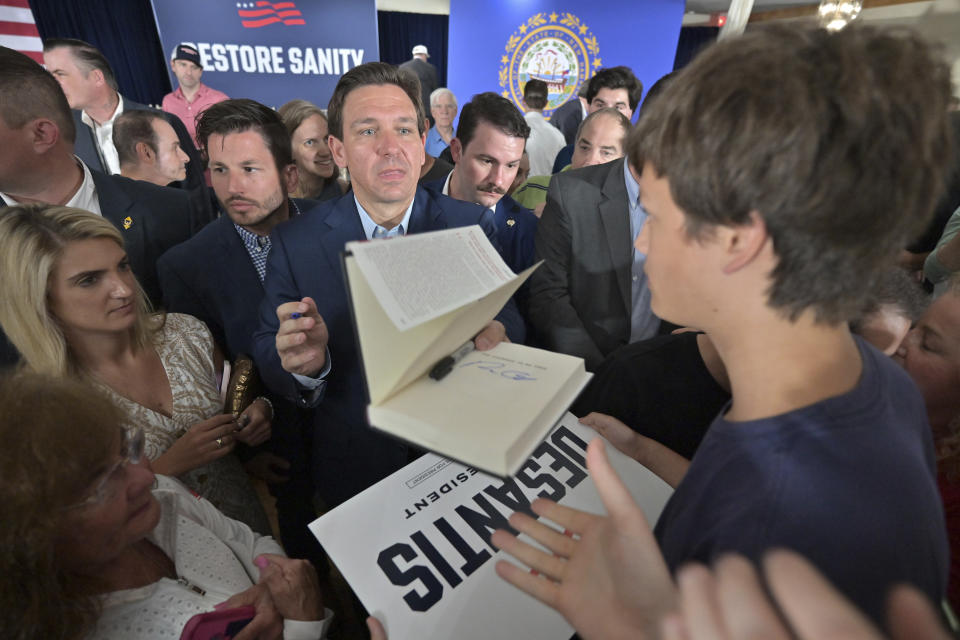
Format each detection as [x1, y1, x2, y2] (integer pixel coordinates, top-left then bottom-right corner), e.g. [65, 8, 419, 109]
[0, 17, 959, 640]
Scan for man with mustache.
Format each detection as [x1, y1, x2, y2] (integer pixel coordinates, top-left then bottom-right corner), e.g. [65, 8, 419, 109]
[428, 91, 538, 277]
[156, 98, 327, 571]
[252, 63, 524, 509]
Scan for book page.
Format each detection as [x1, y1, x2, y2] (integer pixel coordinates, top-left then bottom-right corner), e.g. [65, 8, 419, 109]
[345, 256, 535, 405]
[309, 413, 674, 640]
[348, 225, 516, 331]
[367, 342, 591, 476]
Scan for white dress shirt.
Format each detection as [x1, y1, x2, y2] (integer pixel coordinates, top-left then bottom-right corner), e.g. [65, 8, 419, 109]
[81, 94, 124, 174]
[0, 157, 101, 215]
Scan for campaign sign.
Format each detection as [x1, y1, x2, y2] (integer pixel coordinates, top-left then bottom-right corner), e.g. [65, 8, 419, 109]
[448, 1, 684, 120]
[310, 412, 673, 639]
[150, 0, 379, 108]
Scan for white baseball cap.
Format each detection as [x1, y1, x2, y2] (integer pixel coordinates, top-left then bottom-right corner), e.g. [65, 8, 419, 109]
[412, 45, 429, 57]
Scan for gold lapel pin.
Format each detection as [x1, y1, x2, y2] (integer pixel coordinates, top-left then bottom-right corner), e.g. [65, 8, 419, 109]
[507, 218, 516, 227]
[122, 216, 132, 230]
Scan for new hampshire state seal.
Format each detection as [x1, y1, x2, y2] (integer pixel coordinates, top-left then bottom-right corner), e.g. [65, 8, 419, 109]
[498, 12, 602, 119]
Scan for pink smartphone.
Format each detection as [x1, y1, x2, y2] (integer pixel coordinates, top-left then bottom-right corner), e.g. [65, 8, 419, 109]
[179, 606, 256, 640]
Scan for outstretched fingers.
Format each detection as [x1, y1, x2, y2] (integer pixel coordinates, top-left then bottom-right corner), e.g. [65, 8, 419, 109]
[586, 438, 650, 529]
[494, 555, 562, 609]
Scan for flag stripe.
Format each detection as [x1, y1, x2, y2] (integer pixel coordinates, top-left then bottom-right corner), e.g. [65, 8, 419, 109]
[0, 4, 34, 22]
[0, 33, 42, 51]
[242, 16, 281, 28]
[238, 8, 274, 17]
[276, 10, 301, 18]
[0, 0, 32, 8]
[0, 19, 38, 36]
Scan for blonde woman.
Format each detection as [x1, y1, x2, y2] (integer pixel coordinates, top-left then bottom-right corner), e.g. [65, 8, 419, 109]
[278, 99, 345, 201]
[0, 204, 269, 533]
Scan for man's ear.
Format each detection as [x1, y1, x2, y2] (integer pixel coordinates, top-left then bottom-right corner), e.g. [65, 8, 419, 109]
[282, 163, 299, 193]
[450, 137, 462, 164]
[722, 210, 770, 275]
[328, 135, 348, 169]
[29, 118, 60, 153]
[135, 141, 155, 164]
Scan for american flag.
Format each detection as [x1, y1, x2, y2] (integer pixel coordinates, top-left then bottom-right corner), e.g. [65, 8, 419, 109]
[0, 0, 41, 63]
[237, 1, 305, 28]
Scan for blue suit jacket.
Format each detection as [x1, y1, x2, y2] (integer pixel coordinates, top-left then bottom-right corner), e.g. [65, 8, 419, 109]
[155, 199, 314, 361]
[252, 188, 523, 506]
[72, 97, 206, 191]
[422, 178, 538, 277]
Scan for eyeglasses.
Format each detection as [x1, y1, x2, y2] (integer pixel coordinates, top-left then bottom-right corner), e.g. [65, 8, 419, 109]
[64, 427, 146, 510]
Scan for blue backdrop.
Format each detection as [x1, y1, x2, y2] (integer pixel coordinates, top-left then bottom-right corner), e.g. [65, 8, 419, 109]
[150, 0, 379, 109]
[448, 1, 684, 121]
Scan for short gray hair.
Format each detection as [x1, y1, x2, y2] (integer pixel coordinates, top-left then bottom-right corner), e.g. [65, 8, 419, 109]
[430, 88, 456, 110]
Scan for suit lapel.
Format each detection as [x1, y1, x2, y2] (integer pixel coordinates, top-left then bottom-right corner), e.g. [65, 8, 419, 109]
[92, 171, 145, 249]
[406, 187, 441, 234]
[598, 158, 632, 315]
[216, 216, 263, 295]
[318, 194, 366, 273]
[72, 110, 105, 173]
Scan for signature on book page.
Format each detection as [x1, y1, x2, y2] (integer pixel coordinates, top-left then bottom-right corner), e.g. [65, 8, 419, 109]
[459, 359, 538, 381]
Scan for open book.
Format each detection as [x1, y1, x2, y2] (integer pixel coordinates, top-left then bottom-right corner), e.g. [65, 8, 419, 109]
[343, 225, 591, 476]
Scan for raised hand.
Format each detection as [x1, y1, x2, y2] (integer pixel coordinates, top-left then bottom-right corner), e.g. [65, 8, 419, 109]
[580, 412, 690, 488]
[492, 438, 677, 640]
[661, 550, 952, 640]
[275, 297, 329, 377]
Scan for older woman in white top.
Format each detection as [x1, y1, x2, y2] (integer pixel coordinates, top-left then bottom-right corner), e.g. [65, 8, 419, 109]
[0, 373, 332, 640]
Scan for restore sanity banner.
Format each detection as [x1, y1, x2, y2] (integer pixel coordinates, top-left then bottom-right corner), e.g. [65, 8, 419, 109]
[150, 0, 378, 108]
[448, 1, 684, 120]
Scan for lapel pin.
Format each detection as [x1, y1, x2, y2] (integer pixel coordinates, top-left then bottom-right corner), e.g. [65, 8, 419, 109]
[507, 218, 516, 227]
[122, 216, 133, 230]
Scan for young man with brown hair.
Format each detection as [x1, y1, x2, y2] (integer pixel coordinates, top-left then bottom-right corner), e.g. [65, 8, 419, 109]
[494, 24, 953, 636]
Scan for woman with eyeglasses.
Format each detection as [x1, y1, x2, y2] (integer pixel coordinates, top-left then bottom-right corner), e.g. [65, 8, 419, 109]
[0, 372, 331, 639]
[0, 204, 269, 533]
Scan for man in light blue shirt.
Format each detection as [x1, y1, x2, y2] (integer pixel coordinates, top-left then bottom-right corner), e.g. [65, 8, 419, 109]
[253, 62, 524, 507]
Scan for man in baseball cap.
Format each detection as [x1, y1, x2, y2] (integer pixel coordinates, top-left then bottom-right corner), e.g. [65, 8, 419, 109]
[399, 44, 438, 126]
[161, 43, 229, 144]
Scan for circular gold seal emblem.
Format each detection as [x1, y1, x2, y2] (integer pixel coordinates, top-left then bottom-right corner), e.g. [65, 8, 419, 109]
[499, 12, 602, 119]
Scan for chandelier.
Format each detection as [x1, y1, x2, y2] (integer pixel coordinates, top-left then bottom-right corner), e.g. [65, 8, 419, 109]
[818, 0, 863, 30]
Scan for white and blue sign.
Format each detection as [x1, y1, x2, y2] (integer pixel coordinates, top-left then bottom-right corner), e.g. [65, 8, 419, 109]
[448, 2, 684, 120]
[150, 0, 379, 108]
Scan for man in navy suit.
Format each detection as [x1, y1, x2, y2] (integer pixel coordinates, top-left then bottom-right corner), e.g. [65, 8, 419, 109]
[253, 62, 523, 508]
[424, 91, 538, 278]
[43, 38, 206, 191]
[157, 98, 325, 568]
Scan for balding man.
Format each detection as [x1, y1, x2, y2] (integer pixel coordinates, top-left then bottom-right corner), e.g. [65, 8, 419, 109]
[513, 107, 632, 215]
[114, 110, 190, 187]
